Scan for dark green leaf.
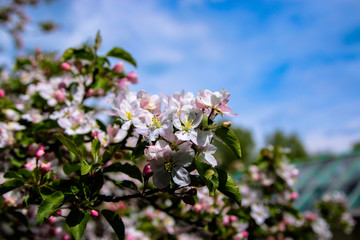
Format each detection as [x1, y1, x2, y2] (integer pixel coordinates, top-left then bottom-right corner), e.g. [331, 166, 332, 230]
[37, 191, 64, 225]
[215, 126, 241, 159]
[107, 47, 137, 67]
[194, 158, 218, 196]
[0, 179, 24, 195]
[115, 180, 138, 191]
[217, 168, 241, 207]
[103, 143, 121, 163]
[103, 162, 143, 182]
[91, 139, 101, 163]
[131, 141, 147, 161]
[4, 170, 32, 181]
[55, 134, 84, 161]
[62, 47, 94, 62]
[66, 209, 91, 240]
[102, 209, 125, 240]
[31, 119, 59, 133]
[63, 162, 81, 175]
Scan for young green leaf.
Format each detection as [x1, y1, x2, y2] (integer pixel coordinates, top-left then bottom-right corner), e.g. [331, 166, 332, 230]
[103, 162, 143, 182]
[37, 191, 64, 225]
[102, 209, 125, 240]
[217, 168, 242, 207]
[106, 47, 137, 68]
[103, 143, 121, 163]
[95, 30, 102, 51]
[63, 162, 81, 175]
[91, 139, 101, 163]
[66, 209, 91, 240]
[81, 159, 92, 175]
[0, 179, 24, 195]
[194, 158, 218, 196]
[215, 126, 242, 159]
[55, 134, 84, 161]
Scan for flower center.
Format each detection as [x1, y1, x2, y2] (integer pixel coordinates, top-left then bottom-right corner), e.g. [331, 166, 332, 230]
[152, 117, 162, 128]
[164, 161, 175, 173]
[125, 111, 132, 120]
[182, 117, 194, 132]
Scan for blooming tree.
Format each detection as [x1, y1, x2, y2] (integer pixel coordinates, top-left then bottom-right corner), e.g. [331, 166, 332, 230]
[0, 33, 355, 240]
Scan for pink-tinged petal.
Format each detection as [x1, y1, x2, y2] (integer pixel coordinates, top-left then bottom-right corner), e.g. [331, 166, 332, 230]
[203, 153, 217, 167]
[152, 168, 170, 189]
[172, 166, 190, 187]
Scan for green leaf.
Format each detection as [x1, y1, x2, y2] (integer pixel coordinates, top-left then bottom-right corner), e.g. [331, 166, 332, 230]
[81, 159, 92, 175]
[95, 30, 102, 51]
[106, 47, 137, 68]
[131, 141, 147, 161]
[194, 158, 218, 196]
[115, 180, 138, 191]
[91, 139, 101, 163]
[103, 143, 121, 163]
[62, 47, 94, 62]
[103, 162, 143, 182]
[0, 179, 24, 195]
[66, 209, 91, 240]
[102, 209, 125, 240]
[37, 191, 64, 225]
[215, 126, 242, 159]
[63, 162, 81, 175]
[217, 168, 242, 207]
[55, 134, 84, 161]
[31, 119, 59, 133]
[4, 170, 32, 181]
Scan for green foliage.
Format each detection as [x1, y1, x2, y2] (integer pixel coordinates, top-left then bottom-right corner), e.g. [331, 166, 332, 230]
[215, 126, 242, 159]
[102, 209, 125, 240]
[36, 191, 64, 225]
[106, 47, 137, 68]
[55, 134, 84, 161]
[103, 162, 143, 182]
[266, 130, 307, 161]
[194, 158, 218, 196]
[0, 179, 24, 195]
[66, 209, 91, 240]
[217, 168, 242, 206]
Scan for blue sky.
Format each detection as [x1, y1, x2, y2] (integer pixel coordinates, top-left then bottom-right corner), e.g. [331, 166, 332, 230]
[1, 0, 360, 153]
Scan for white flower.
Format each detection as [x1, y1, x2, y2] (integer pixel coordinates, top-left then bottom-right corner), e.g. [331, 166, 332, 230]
[251, 203, 270, 225]
[149, 141, 194, 189]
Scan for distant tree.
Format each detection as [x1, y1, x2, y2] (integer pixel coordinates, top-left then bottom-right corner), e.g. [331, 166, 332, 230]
[352, 141, 360, 152]
[0, 0, 58, 49]
[265, 130, 307, 161]
[214, 125, 255, 171]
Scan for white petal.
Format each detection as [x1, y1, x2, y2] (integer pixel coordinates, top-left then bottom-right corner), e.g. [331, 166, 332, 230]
[172, 166, 190, 187]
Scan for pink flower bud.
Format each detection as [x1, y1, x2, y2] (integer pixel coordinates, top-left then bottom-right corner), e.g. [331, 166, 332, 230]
[305, 212, 317, 221]
[62, 234, 71, 240]
[230, 215, 238, 222]
[55, 209, 61, 216]
[47, 215, 56, 224]
[0, 89, 5, 98]
[36, 146, 45, 159]
[290, 192, 298, 200]
[126, 72, 138, 84]
[113, 62, 125, 73]
[92, 131, 99, 139]
[193, 204, 202, 213]
[143, 164, 153, 177]
[86, 88, 96, 97]
[61, 62, 71, 71]
[91, 210, 98, 217]
[242, 231, 249, 237]
[53, 90, 66, 103]
[222, 121, 232, 128]
[117, 78, 130, 88]
[39, 162, 51, 175]
[97, 88, 105, 96]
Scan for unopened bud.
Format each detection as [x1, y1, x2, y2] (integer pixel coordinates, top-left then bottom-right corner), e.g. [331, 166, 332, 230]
[126, 72, 138, 84]
[86, 88, 96, 97]
[36, 146, 45, 159]
[96, 88, 105, 96]
[113, 62, 125, 73]
[39, 162, 51, 175]
[61, 62, 71, 71]
[290, 192, 299, 200]
[53, 90, 66, 103]
[222, 121, 232, 128]
[91, 210, 98, 217]
[58, 82, 67, 89]
[143, 164, 153, 177]
[0, 89, 5, 98]
[242, 231, 249, 237]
